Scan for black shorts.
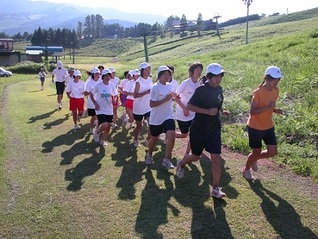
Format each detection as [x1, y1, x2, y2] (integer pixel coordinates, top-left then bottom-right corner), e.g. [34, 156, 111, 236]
[177, 119, 193, 134]
[97, 114, 113, 124]
[149, 119, 175, 137]
[190, 128, 221, 156]
[247, 126, 277, 149]
[87, 108, 96, 116]
[56, 82, 65, 95]
[134, 111, 150, 122]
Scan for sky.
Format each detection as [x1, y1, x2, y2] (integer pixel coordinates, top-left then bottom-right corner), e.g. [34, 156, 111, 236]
[35, 0, 318, 22]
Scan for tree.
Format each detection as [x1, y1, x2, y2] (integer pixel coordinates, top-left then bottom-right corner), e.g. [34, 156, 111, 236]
[84, 15, 92, 38]
[77, 21, 83, 40]
[197, 13, 203, 37]
[180, 14, 188, 33]
[90, 14, 96, 39]
[95, 14, 104, 39]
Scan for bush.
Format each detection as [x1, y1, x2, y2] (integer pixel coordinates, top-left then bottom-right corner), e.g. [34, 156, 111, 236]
[7, 61, 48, 74]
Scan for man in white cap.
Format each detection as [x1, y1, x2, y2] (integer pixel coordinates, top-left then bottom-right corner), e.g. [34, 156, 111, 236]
[52, 61, 68, 109]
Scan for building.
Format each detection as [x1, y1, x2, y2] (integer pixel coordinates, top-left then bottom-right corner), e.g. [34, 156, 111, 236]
[25, 46, 63, 63]
[0, 38, 20, 66]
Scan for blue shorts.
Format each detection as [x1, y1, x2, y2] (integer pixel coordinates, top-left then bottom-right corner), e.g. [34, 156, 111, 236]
[190, 128, 221, 156]
[247, 126, 277, 149]
[149, 119, 175, 137]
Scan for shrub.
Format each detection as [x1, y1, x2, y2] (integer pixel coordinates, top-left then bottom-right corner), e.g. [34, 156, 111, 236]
[7, 61, 48, 74]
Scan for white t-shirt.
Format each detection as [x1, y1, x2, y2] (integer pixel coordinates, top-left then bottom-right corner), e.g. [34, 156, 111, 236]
[169, 78, 179, 93]
[175, 78, 201, 121]
[123, 80, 136, 100]
[66, 80, 85, 98]
[52, 67, 68, 82]
[119, 78, 129, 90]
[110, 77, 120, 88]
[85, 78, 102, 109]
[92, 82, 118, 115]
[149, 82, 174, 125]
[133, 76, 153, 115]
[65, 75, 73, 85]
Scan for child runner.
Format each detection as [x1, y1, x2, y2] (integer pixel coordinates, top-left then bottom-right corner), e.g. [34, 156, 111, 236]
[133, 62, 153, 147]
[109, 67, 120, 129]
[84, 67, 102, 134]
[90, 69, 118, 146]
[123, 69, 139, 129]
[65, 70, 85, 130]
[242, 66, 284, 180]
[145, 66, 177, 168]
[38, 68, 46, 90]
[174, 62, 203, 154]
[176, 63, 230, 199]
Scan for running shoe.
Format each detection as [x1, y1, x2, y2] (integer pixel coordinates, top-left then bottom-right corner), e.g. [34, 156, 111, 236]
[162, 158, 174, 169]
[176, 160, 184, 178]
[211, 187, 226, 198]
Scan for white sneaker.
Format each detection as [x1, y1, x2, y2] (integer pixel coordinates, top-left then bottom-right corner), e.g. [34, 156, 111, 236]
[145, 153, 153, 165]
[58, 104, 62, 109]
[100, 140, 108, 146]
[211, 187, 226, 198]
[162, 158, 174, 169]
[134, 139, 140, 147]
[89, 128, 94, 135]
[242, 168, 254, 180]
[73, 124, 79, 130]
[176, 160, 184, 178]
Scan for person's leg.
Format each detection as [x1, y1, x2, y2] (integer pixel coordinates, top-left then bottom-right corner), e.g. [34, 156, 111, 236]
[134, 120, 142, 141]
[99, 123, 111, 141]
[210, 154, 222, 188]
[245, 148, 261, 170]
[72, 110, 77, 125]
[164, 129, 175, 160]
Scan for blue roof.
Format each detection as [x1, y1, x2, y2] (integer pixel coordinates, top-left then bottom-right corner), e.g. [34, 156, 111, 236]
[26, 46, 63, 52]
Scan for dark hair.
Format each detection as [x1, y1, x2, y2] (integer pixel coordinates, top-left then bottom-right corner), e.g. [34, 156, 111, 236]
[158, 70, 171, 79]
[188, 62, 203, 77]
[98, 65, 104, 70]
[258, 74, 281, 87]
[86, 70, 92, 76]
[200, 72, 224, 84]
[166, 64, 174, 72]
[123, 70, 129, 78]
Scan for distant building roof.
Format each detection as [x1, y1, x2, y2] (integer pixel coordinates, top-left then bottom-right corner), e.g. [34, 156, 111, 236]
[25, 46, 63, 56]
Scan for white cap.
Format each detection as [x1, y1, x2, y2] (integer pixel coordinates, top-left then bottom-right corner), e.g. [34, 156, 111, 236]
[128, 70, 134, 76]
[140, 62, 150, 69]
[206, 63, 224, 75]
[265, 66, 283, 78]
[91, 67, 100, 74]
[157, 65, 171, 74]
[74, 70, 81, 77]
[109, 67, 115, 73]
[133, 69, 140, 76]
[57, 61, 63, 67]
[102, 68, 112, 76]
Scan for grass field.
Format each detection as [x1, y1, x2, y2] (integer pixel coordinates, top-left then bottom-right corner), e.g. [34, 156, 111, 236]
[0, 75, 317, 238]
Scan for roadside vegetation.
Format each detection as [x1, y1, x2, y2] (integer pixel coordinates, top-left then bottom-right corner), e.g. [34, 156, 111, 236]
[1, 9, 318, 238]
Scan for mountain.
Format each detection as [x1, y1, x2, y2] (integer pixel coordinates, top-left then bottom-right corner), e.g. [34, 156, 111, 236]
[0, 0, 166, 35]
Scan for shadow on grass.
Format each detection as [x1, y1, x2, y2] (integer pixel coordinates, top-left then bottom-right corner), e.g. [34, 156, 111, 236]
[64, 146, 105, 191]
[42, 113, 70, 129]
[28, 109, 58, 123]
[135, 166, 175, 239]
[41, 126, 88, 153]
[111, 128, 146, 200]
[248, 180, 317, 239]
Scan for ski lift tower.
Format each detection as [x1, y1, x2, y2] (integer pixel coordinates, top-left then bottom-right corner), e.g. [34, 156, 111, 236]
[213, 13, 221, 37]
[243, 0, 253, 44]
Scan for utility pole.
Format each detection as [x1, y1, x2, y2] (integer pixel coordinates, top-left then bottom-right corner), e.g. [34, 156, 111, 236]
[213, 13, 222, 38]
[243, 0, 253, 44]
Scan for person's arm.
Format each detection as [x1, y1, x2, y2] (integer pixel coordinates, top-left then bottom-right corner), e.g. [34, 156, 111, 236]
[150, 92, 176, 108]
[133, 82, 150, 98]
[250, 101, 276, 115]
[187, 103, 218, 116]
[90, 92, 100, 110]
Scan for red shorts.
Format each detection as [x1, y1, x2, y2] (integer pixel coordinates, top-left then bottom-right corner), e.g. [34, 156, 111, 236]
[70, 98, 84, 111]
[125, 99, 134, 110]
